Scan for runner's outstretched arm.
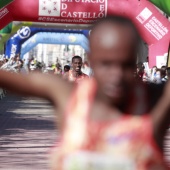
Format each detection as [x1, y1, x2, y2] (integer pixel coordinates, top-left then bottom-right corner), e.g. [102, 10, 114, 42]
[0, 70, 73, 107]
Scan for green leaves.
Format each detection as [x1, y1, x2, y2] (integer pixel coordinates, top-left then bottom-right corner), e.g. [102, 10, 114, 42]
[0, 23, 12, 33]
[150, 0, 170, 16]
[0, 0, 14, 9]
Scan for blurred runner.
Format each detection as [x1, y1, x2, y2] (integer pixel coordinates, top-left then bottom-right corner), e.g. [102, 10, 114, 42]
[0, 16, 169, 170]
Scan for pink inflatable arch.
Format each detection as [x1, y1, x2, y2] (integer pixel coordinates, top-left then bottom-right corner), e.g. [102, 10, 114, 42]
[0, 0, 170, 67]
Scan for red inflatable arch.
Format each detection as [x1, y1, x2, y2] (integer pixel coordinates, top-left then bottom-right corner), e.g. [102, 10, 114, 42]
[0, 0, 170, 67]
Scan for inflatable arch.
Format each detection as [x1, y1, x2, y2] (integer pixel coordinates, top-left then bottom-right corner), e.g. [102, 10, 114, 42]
[5, 27, 89, 58]
[20, 32, 89, 58]
[0, 20, 88, 53]
[0, 0, 170, 67]
[0, 22, 34, 52]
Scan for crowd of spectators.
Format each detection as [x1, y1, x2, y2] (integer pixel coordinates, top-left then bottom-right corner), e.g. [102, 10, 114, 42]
[1, 54, 169, 85]
[0, 54, 93, 99]
[0, 54, 92, 77]
[0, 54, 23, 73]
[135, 62, 170, 84]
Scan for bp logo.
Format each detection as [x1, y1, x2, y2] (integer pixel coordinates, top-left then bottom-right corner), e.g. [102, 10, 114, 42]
[17, 27, 31, 39]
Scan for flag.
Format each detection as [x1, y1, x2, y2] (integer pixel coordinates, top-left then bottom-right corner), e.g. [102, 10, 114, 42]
[150, 0, 170, 16]
[0, 0, 14, 9]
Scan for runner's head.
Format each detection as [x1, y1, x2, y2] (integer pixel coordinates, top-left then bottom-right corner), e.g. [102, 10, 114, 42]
[72, 56, 83, 73]
[64, 65, 70, 73]
[89, 16, 141, 104]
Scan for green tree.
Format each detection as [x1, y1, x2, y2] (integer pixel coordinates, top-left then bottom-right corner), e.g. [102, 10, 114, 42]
[150, 0, 170, 16]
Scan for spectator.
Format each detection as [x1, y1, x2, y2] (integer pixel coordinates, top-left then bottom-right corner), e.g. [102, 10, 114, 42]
[12, 55, 23, 72]
[151, 66, 157, 82]
[63, 65, 70, 73]
[167, 67, 170, 79]
[82, 61, 93, 77]
[1, 57, 16, 71]
[29, 60, 37, 72]
[23, 54, 32, 73]
[161, 66, 168, 83]
[54, 63, 62, 75]
[154, 69, 162, 84]
[136, 63, 144, 81]
[142, 67, 150, 83]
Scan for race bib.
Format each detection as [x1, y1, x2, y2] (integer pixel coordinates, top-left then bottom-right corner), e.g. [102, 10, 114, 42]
[63, 151, 136, 170]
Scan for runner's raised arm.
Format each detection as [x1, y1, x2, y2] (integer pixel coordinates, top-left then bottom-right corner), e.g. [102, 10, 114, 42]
[0, 70, 73, 108]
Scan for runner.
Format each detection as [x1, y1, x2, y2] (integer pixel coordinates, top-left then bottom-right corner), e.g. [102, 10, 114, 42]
[63, 56, 88, 83]
[0, 16, 169, 169]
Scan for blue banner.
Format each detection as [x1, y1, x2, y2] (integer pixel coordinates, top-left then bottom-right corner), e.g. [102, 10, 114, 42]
[5, 26, 89, 58]
[20, 32, 89, 58]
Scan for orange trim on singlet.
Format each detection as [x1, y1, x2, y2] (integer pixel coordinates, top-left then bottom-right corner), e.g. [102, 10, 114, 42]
[60, 78, 96, 150]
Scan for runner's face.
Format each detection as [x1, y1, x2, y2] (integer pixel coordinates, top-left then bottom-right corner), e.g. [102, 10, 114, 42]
[89, 23, 137, 103]
[72, 58, 82, 73]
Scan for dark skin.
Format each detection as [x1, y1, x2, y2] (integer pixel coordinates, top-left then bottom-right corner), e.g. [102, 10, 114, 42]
[72, 58, 83, 76]
[63, 58, 86, 79]
[0, 22, 169, 152]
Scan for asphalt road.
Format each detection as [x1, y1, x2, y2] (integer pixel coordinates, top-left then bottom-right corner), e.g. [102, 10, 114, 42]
[0, 94, 59, 170]
[0, 93, 170, 169]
